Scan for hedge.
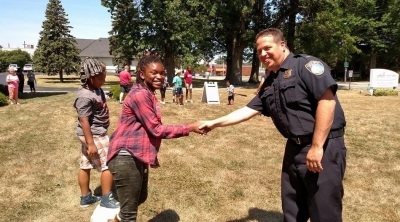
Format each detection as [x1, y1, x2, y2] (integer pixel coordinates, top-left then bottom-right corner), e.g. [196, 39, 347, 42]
[373, 89, 399, 96]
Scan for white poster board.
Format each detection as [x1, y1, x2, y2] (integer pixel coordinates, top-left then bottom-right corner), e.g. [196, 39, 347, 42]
[202, 82, 220, 104]
[370, 69, 399, 89]
[91, 204, 120, 222]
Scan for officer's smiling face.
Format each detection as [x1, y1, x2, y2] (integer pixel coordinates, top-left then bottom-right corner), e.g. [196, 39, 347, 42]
[256, 35, 286, 72]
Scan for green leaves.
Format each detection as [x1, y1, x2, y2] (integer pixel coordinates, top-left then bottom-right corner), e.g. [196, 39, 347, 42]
[104, 0, 140, 65]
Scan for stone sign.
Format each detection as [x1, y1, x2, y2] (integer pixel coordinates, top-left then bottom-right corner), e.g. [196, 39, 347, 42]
[370, 69, 399, 89]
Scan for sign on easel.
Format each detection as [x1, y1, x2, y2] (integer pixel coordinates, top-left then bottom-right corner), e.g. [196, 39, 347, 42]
[202, 82, 220, 104]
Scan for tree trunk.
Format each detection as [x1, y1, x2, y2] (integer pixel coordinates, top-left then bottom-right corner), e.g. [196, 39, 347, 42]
[249, 0, 265, 84]
[286, 9, 296, 52]
[164, 53, 175, 85]
[249, 47, 260, 83]
[370, 51, 377, 69]
[59, 69, 64, 82]
[226, 34, 245, 86]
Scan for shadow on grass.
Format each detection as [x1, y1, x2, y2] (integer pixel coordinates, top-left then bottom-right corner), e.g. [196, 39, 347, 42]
[148, 209, 180, 222]
[39, 75, 80, 83]
[43, 80, 79, 84]
[19, 92, 68, 99]
[93, 186, 180, 222]
[227, 208, 283, 222]
[103, 81, 120, 87]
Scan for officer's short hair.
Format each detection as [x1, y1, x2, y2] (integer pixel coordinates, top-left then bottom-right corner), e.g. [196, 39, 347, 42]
[255, 28, 286, 43]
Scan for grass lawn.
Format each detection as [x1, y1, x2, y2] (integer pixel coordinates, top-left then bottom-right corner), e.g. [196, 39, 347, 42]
[0, 86, 399, 221]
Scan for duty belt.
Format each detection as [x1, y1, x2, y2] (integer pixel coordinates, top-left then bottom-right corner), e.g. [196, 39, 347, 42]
[290, 128, 345, 145]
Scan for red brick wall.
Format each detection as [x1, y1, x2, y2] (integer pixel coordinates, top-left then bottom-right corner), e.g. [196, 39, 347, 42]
[212, 65, 252, 76]
[242, 66, 252, 76]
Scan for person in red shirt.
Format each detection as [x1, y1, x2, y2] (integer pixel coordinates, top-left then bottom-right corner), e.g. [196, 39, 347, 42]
[183, 66, 193, 102]
[107, 55, 205, 222]
[118, 65, 132, 104]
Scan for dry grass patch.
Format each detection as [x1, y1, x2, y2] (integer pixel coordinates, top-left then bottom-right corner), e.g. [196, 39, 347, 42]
[0, 88, 399, 221]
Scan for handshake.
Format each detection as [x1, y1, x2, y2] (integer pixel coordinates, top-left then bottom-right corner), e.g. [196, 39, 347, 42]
[188, 121, 215, 135]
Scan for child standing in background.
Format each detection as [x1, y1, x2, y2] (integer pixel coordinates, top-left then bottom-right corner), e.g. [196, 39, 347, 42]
[107, 55, 205, 222]
[173, 72, 184, 105]
[73, 57, 119, 209]
[226, 80, 235, 105]
[27, 71, 37, 93]
[6, 67, 19, 104]
[159, 71, 169, 104]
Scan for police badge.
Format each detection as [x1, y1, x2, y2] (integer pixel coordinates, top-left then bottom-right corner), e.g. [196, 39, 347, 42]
[283, 69, 292, 79]
[305, 60, 324, 75]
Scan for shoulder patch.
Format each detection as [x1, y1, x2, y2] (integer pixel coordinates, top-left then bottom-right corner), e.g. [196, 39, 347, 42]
[305, 60, 324, 75]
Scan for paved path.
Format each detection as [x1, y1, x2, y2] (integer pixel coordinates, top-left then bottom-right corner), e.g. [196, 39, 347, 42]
[0, 72, 84, 93]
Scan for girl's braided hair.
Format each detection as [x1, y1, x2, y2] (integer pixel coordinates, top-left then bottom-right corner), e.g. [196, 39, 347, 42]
[79, 57, 106, 84]
[136, 55, 163, 84]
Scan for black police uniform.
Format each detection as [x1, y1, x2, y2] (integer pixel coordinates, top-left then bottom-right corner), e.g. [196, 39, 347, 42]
[247, 53, 346, 222]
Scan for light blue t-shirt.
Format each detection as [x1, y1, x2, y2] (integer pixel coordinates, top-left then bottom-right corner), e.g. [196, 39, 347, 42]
[173, 76, 183, 88]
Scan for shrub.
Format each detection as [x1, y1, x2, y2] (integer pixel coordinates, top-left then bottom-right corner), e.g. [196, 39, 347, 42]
[0, 84, 8, 96]
[0, 92, 9, 106]
[108, 84, 120, 101]
[373, 89, 399, 96]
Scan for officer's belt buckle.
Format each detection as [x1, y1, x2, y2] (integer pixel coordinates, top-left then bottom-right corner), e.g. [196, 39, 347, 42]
[295, 137, 301, 145]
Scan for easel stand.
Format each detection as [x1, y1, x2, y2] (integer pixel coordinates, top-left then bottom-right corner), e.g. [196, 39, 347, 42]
[201, 82, 220, 104]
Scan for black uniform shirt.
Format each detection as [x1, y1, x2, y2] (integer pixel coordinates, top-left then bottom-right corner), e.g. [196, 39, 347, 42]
[247, 53, 346, 138]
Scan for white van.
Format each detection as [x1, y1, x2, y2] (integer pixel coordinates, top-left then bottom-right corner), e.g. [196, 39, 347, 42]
[23, 64, 33, 72]
[8, 64, 18, 71]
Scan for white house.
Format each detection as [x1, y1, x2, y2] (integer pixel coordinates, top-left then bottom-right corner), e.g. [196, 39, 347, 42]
[76, 38, 137, 73]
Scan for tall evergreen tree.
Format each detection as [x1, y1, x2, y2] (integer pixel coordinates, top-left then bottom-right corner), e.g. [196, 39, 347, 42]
[33, 0, 80, 82]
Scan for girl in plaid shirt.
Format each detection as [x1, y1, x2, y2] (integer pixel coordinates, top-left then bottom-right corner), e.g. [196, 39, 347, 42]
[107, 55, 204, 222]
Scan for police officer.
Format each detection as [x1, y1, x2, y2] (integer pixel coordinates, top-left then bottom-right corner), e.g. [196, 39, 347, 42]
[199, 28, 346, 222]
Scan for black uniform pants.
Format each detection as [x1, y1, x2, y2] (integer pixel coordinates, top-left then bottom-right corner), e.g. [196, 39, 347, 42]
[281, 137, 346, 222]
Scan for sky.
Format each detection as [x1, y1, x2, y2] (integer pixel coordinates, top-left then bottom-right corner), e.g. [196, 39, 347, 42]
[0, 0, 111, 49]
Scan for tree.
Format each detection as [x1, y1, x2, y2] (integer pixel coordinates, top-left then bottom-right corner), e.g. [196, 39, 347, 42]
[295, 0, 400, 78]
[140, 0, 214, 83]
[381, 0, 400, 70]
[0, 50, 31, 72]
[207, 0, 258, 85]
[101, 0, 141, 66]
[209, 0, 302, 85]
[33, 0, 80, 82]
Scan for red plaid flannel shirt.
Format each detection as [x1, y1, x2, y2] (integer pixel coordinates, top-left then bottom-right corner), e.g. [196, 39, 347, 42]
[107, 84, 190, 167]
